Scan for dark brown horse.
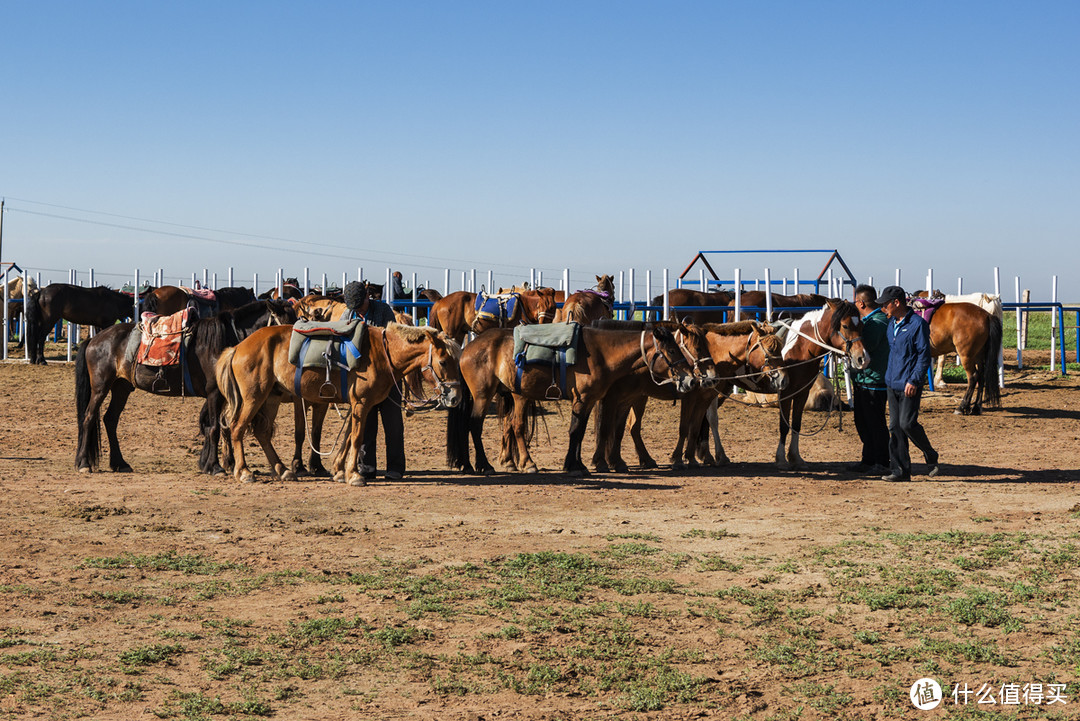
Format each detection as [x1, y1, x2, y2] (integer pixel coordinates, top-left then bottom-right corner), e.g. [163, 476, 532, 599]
[143, 285, 257, 316]
[25, 284, 135, 364]
[928, 302, 1003, 415]
[652, 288, 734, 324]
[216, 323, 462, 485]
[769, 300, 869, 470]
[556, 275, 615, 325]
[448, 325, 702, 476]
[74, 300, 296, 475]
[594, 320, 789, 472]
[736, 292, 831, 320]
[258, 278, 304, 301]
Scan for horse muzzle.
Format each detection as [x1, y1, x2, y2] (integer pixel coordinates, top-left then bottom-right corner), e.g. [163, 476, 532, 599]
[848, 348, 871, 371]
[439, 384, 463, 409]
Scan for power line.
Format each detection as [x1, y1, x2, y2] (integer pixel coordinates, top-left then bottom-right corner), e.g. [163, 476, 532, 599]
[3, 197, 558, 275]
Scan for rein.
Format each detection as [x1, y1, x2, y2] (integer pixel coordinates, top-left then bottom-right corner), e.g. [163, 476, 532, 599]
[641, 331, 686, 387]
[382, 333, 460, 413]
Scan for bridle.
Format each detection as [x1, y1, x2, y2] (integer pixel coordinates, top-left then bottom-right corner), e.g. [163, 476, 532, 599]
[674, 326, 715, 383]
[382, 332, 462, 412]
[641, 331, 692, 388]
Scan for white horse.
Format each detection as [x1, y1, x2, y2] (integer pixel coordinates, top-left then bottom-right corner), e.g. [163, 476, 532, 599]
[5, 275, 38, 300]
[935, 293, 1003, 387]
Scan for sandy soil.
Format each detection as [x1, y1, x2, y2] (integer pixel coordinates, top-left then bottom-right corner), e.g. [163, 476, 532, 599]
[1, 344, 1078, 720]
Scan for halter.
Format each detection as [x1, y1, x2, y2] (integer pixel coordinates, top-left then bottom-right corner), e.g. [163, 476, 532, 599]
[641, 331, 689, 387]
[674, 327, 712, 380]
[382, 332, 461, 412]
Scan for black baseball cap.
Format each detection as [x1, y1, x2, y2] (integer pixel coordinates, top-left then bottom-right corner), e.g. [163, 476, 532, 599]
[878, 286, 906, 305]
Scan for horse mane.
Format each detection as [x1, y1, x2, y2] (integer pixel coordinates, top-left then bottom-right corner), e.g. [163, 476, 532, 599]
[759, 334, 783, 355]
[700, 320, 759, 336]
[828, 299, 860, 335]
[191, 312, 237, 354]
[387, 322, 462, 359]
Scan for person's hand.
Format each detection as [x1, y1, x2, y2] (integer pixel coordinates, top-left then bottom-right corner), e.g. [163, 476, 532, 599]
[905, 382, 918, 397]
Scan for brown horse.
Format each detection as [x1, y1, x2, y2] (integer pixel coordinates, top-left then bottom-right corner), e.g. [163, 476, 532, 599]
[653, 288, 734, 324]
[471, 288, 558, 333]
[736, 292, 831, 320]
[928, 302, 1003, 415]
[74, 300, 296, 475]
[428, 291, 478, 344]
[556, 275, 615, 325]
[593, 321, 788, 472]
[25, 284, 135, 364]
[258, 278, 304, 301]
[449, 325, 702, 476]
[217, 323, 462, 485]
[768, 300, 870, 470]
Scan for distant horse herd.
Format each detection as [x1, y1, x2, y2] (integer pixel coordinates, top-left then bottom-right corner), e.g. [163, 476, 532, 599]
[5, 274, 1004, 483]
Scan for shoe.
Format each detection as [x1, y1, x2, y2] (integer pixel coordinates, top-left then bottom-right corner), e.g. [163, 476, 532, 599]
[926, 465, 940, 478]
[385, 470, 403, 480]
[845, 462, 872, 472]
[871, 464, 891, 475]
[881, 473, 911, 482]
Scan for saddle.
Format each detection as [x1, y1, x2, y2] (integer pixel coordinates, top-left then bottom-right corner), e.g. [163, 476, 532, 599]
[513, 322, 581, 399]
[134, 308, 196, 394]
[288, 318, 367, 399]
[474, 291, 520, 326]
[137, 309, 193, 367]
[910, 297, 946, 324]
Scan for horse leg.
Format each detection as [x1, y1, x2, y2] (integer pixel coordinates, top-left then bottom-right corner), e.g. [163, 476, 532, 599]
[785, 390, 811, 470]
[343, 401, 371, 486]
[230, 393, 270, 484]
[704, 395, 730, 465]
[76, 383, 111, 473]
[497, 394, 519, 472]
[590, 397, 611, 473]
[563, 400, 594, 476]
[510, 395, 539, 473]
[627, 397, 657, 470]
[956, 353, 978, 415]
[198, 396, 226, 475]
[100, 384, 134, 473]
[934, 355, 946, 387]
[291, 401, 309, 476]
[249, 397, 293, 482]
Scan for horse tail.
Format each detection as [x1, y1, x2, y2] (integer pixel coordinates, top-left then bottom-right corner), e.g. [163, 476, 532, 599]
[981, 314, 1003, 409]
[75, 339, 100, 470]
[24, 288, 44, 363]
[216, 347, 241, 429]
[445, 382, 473, 471]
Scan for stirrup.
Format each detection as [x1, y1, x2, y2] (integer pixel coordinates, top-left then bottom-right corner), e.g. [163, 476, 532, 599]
[150, 370, 171, 393]
[545, 377, 562, 401]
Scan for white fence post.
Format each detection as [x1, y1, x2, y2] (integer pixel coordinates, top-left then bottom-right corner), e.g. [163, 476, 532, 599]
[663, 269, 670, 320]
[1015, 276, 1022, 370]
[764, 268, 773, 321]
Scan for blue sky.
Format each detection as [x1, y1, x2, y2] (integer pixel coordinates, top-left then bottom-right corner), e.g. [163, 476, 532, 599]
[2, 1, 1077, 301]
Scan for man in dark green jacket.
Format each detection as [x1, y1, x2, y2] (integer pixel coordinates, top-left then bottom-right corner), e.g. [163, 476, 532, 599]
[846, 284, 890, 474]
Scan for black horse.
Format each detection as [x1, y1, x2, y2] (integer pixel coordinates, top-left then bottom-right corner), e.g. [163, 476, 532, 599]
[74, 300, 296, 475]
[25, 284, 135, 364]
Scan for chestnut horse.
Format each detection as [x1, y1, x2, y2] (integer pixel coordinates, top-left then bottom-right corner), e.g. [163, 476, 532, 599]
[74, 300, 296, 475]
[653, 288, 734, 324]
[448, 325, 702, 476]
[594, 320, 789, 472]
[556, 275, 615, 325]
[768, 300, 870, 470]
[217, 323, 462, 485]
[928, 302, 1003, 415]
[25, 284, 135, 364]
[736, 292, 831, 321]
[430, 288, 558, 343]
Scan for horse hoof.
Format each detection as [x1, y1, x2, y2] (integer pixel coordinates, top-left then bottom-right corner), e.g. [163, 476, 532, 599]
[209, 465, 227, 477]
[615, 464, 630, 474]
[347, 477, 367, 487]
[112, 464, 133, 474]
[78, 466, 91, 475]
[240, 472, 257, 484]
[523, 464, 539, 474]
[641, 459, 658, 470]
[593, 462, 610, 474]
[333, 472, 346, 483]
[281, 470, 297, 483]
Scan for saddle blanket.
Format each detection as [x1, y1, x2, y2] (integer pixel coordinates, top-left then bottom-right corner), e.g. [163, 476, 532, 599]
[181, 285, 217, 303]
[288, 318, 366, 371]
[910, 297, 946, 324]
[137, 309, 192, 367]
[513, 322, 581, 366]
[474, 292, 519, 325]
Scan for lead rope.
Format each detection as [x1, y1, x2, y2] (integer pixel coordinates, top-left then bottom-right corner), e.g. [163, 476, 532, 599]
[642, 331, 682, 387]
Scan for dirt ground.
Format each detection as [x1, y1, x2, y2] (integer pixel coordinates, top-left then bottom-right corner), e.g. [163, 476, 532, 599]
[1, 343, 1078, 720]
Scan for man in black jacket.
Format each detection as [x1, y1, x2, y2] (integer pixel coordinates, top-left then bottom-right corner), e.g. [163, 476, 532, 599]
[343, 281, 405, 481]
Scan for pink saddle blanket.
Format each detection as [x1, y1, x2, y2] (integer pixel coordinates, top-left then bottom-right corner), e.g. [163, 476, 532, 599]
[137, 309, 193, 367]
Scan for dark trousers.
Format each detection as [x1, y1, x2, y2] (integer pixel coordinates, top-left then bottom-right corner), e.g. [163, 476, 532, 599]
[362, 388, 406, 475]
[853, 385, 889, 467]
[886, 386, 937, 477]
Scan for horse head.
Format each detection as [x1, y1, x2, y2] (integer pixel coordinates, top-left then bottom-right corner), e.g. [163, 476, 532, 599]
[746, 322, 789, 392]
[824, 300, 870, 370]
[595, 274, 615, 298]
[648, 325, 698, 394]
[387, 324, 463, 409]
[669, 321, 719, 389]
